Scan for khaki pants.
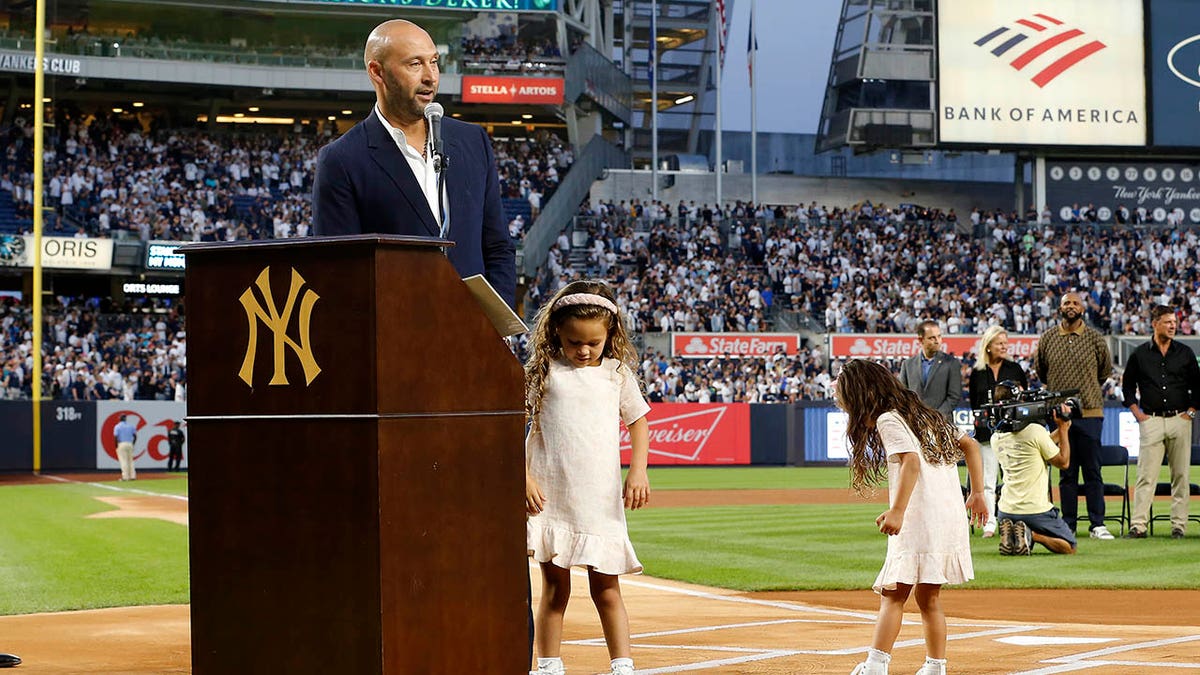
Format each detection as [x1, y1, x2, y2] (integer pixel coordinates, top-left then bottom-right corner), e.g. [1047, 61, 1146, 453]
[1131, 415, 1192, 531]
[116, 442, 136, 481]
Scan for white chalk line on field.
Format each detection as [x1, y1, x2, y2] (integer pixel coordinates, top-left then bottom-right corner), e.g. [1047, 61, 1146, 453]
[41, 474, 189, 502]
[547, 564, 1069, 673]
[549, 566, 1200, 673]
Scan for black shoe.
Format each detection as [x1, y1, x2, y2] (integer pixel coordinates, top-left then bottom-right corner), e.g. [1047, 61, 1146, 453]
[0, 652, 21, 667]
[1124, 528, 1147, 539]
[1172, 528, 1185, 539]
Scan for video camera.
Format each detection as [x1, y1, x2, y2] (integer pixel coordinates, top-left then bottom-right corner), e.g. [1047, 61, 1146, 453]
[975, 384, 1082, 433]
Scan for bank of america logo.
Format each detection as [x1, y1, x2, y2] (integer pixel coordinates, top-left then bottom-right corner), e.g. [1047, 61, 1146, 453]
[973, 13, 1106, 88]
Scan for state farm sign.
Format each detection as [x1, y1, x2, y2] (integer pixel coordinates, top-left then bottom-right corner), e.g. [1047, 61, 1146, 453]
[829, 334, 1040, 359]
[672, 333, 801, 359]
[619, 403, 750, 465]
[461, 76, 564, 105]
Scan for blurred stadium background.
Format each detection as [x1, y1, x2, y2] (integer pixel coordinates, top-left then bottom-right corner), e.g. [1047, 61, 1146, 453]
[0, 0, 1197, 475]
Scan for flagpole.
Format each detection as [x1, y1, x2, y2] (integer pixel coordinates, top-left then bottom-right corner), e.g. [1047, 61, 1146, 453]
[714, 0, 723, 214]
[651, 0, 658, 205]
[32, 0, 46, 473]
[750, 0, 757, 207]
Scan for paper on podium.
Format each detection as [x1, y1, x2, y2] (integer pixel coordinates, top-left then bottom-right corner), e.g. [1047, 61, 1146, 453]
[463, 275, 528, 337]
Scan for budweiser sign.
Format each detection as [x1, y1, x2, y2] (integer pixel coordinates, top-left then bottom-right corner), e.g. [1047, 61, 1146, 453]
[619, 403, 750, 465]
[829, 334, 1040, 360]
[461, 76, 565, 105]
[672, 333, 801, 359]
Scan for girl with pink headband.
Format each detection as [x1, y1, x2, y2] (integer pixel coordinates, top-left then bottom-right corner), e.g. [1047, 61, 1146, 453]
[523, 280, 650, 675]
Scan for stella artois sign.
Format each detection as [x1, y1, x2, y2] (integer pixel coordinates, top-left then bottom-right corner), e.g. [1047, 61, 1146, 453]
[619, 403, 750, 465]
[461, 76, 565, 104]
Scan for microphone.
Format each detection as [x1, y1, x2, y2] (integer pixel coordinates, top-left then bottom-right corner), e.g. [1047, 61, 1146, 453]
[423, 102, 447, 173]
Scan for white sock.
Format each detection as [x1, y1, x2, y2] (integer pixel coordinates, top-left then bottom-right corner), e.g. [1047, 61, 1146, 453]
[866, 648, 891, 665]
[537, 656, 564, 673]
[611, 657, 634, 670]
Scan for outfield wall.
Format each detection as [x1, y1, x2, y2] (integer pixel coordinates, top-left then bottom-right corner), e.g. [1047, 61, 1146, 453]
[0, 401, 1194, 470]
[0, 401, 187, 471]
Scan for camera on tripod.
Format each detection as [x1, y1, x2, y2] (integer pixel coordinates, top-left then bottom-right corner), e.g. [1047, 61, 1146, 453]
[975, 383, 1082, 433]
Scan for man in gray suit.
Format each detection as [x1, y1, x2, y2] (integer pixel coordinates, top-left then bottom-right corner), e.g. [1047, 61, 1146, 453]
[899, 320, 962, 421]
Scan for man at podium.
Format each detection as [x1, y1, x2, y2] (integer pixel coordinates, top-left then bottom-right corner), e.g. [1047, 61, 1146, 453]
[312, 18, 516, 306]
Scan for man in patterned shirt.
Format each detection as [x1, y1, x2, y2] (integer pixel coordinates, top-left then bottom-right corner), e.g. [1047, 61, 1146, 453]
[1035, 291, 1115, 540]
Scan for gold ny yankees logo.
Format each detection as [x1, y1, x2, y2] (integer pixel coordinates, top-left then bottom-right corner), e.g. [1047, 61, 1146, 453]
[238, 266, 321, 387]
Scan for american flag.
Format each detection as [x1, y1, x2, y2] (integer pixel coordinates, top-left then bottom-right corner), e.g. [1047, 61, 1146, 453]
[714, 0, 729, 70]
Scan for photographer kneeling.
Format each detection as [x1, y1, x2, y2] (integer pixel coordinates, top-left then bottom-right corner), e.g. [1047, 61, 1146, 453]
[990, 382, 1078, 555]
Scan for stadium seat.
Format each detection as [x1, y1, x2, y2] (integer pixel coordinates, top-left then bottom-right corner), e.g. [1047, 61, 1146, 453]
[1148, 445, 1200, 535]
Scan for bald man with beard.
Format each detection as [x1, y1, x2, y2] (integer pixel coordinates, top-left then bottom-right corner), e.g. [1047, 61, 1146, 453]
[312, 19, 515, 306]
[1034, 291, 1114, 540]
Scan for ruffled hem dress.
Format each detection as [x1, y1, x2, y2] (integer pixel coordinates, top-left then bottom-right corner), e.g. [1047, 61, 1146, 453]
[527, 357, 651, 575]
[530, 357, 652, 571]
[872, 410, 974, 593]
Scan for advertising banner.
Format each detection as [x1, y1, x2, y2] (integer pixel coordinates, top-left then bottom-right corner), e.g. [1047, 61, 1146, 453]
[0, 235, 113, 270]
[144, 241, 187, 271]
[829, 334, 1040, 360]
[672, 333, 802, 359]
[619, 403, 750, 465]
[461, 76, 565, 105]
[0, 51, 83, 76]
[267, 0, 558, 10]
[1046, 160, 1200, 224]
[937, 0, 1146, 146]
[96, 401, 188, 471]
[1149, 0, 1200, 147]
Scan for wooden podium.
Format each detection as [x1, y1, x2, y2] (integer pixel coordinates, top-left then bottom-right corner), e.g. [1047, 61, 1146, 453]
[183, 235, 528, 674]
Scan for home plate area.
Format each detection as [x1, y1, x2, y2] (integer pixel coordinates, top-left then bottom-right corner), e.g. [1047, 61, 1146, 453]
[535, 568, 1200, 674]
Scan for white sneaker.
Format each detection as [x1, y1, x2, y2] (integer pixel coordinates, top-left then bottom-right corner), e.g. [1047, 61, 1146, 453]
[1090, 525, 1115, 540]
[851, 663, 888, 675]
[611, 663, 635, 675]
[915, 663, 946, 675]
[982, 518, 997, 538]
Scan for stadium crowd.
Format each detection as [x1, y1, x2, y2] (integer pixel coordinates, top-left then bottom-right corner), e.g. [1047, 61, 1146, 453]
[1, 116, 568, 244]
[0, 296, 186, 402]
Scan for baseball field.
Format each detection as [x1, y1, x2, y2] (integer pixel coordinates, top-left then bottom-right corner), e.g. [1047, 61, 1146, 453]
[0, 466, 1197, 673]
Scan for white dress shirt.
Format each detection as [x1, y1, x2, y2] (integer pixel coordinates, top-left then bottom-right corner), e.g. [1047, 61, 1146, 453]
[374, 106, 448, 236]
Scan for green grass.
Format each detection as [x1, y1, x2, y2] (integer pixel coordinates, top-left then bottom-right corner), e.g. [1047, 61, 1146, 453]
[0, 466, 1196, 617]
[647, 466, 853, 490]
[629, 500, 1200, 591]
[0, 478, 190, 615]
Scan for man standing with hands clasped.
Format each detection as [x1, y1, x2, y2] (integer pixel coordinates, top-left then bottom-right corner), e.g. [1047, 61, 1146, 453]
[1122, 306, 1200, 539]
[899, 320, 962, 422]
[1035, 292, 1115, 540]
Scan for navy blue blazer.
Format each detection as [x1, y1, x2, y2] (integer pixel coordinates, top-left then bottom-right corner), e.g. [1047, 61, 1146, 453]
[312, 110, 516, 306]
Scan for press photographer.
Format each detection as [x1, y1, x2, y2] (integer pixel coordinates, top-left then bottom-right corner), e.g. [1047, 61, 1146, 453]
[986, 382, 1078, 556]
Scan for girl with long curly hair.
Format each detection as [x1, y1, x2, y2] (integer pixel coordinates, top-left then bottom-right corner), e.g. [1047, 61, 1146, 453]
[523, 279, 649, 675]
[837, 358, 987, 675]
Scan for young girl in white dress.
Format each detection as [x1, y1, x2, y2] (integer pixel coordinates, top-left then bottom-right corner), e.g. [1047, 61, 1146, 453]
[836, 359, 987, 675]
[524, 280, 651, 675]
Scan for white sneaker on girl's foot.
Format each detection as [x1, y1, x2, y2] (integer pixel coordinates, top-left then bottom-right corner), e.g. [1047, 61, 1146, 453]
[610, 660, 635, 675]
[915, 657, 947, 674]
[532, 657, 565, 675]
[850, 662, 888, 675]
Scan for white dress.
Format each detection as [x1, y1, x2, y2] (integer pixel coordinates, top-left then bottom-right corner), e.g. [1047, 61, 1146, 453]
[872, 411, 974, 593]
[526, 357, 651, 575]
